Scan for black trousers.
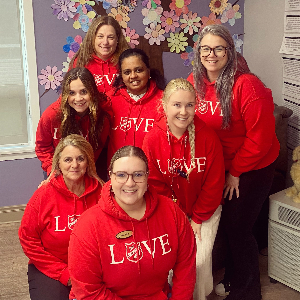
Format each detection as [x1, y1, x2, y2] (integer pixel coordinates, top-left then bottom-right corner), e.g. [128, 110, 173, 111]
[220, 162, 275, 300]
[28, 264, 71, 300]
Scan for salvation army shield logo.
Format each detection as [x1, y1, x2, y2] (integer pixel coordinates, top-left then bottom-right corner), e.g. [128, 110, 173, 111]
[197, 100, 208, 114]
[68, 214, 80, 230]
[125, 242, 143, 263]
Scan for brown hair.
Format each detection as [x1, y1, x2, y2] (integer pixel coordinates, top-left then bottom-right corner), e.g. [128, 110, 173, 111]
[50, 134, 104, 185]
[109, 146, 149, 174]
[70, 15, 129, 67]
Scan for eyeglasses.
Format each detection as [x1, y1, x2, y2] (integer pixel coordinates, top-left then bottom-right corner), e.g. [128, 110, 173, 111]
[111, 171, 148, 184]
[199, 45, 228, 57]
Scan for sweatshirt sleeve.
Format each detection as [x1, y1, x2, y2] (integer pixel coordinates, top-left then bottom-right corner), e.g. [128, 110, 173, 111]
[35, 108, 56, 175]
[142, 134, 173, 199]
[68, 227, 123, 300]
[191, 131, 225, 224]
[171, 205, 196, 300]
[229, 77, 276, 177]
[18, 191, 70, 286]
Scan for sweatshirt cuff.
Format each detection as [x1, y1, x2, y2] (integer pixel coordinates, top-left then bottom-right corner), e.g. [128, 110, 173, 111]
[191, 215, 203, 225]
[59, 267, 70, 286]
[228, 167, 242, 178]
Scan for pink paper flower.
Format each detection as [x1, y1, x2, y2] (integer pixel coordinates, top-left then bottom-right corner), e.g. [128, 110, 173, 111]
[180, 11, 201, 35]
[144, 23, 165, 45]
[160, 10, 179, 33]
[169, 0, 191, 17]
[221, 3, 242, 26]
[142, 6, 163, 26]
[38, 66, 64, 90]
[201, 12, 222, 28]
[51, 0, 76, 21]
[122, 27, 139, 48]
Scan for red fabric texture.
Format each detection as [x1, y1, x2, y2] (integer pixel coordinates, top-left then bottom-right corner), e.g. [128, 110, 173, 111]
[107, 80, 163, 164]
[68, 181, 196, 300]
[187, 73, 280, 177]
[143, 115, 224, 224]
[19, 174, 102, 286]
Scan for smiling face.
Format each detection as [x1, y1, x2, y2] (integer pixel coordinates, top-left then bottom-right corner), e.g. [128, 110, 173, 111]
[110, 156, 148, 213]
[59, 145, 87, 186]
[165, 89, 196, 139]
[94, 25, 118, 61]
[200, 33, 228, 82]
[67, 78, 91, 117]
[121, 55, 150, 96]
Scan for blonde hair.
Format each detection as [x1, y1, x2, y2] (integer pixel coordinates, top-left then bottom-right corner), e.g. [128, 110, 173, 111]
[50, 134, 104, 185]
[162, 78, 196, 176]
[70, 15, 129, 67]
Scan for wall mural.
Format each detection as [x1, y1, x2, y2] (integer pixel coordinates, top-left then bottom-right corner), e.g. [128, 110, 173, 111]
[36, 0, 244, 100]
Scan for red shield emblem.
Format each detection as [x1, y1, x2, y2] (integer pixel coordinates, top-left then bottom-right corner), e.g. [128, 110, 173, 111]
[68, 214, 80, 230]
[125, 242, 143, 263]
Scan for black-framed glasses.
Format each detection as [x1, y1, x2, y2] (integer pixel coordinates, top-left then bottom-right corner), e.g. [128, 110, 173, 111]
[199, 45, 228, 57]
[111, 171, 148, 184]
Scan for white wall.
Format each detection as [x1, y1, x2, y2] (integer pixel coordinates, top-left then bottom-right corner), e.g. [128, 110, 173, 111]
[244, 0, 284, 105]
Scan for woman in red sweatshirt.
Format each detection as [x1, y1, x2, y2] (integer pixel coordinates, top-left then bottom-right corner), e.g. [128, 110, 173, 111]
[142, 78, 225, 300]
[19, 134, 103, 300]
[35, 67, 111, 178]
[107, 48, 165, 164]
[68, 145, 196, 300]
[69, 16, 129, 94]
[187, 25, 280, 300]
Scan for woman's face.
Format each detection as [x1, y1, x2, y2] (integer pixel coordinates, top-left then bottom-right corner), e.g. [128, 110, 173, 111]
[94, 25, 118, 61]
[110, 156, 148, 213]
[59, 145, 87, 185]
[67, 78, 91, 117]
[165, 89, 196, 139]
[200, 33, 228, 82]
[121, 55, 150, 95]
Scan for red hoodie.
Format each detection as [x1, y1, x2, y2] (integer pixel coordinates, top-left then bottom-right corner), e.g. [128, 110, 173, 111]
[187, 73, 280, 177]
[107, 81, 163, 164]
[142, 115, 224, 224]
[73, 55, 118, 93]
[18, 174, 102, 286]
[68, 181, 196, 300]
[35, 98, 111, 175]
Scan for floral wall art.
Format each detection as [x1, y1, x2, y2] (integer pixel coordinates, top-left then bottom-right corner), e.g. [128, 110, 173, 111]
[32, 0, 244, 113]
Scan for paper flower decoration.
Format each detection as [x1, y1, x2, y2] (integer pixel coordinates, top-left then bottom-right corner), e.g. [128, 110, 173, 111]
[51, 0, 76, 21]
[38, 66, 64, 90]
[63, 35, 83, 59]
[73, 0, 95, 13]
[142, 0, 161, 9]
[167, 32, 188, 53]
[180, 45, 194, 66]
[221, 3, 242, 26]
[169, 0, 191, 17]
[144, 23, 165, 45]
[201, 12, 222, 28]
[160, 10, 180, 33]
[62, 57, 71, 72]
[98, 0, 118, 9]
[73, 3, 96, 32]
[125, 0, 138, 12]
[142, 7, 163, 26]
[180, 11, 201, 35]
[232, 34, 243, 53]
[209, 0, 228, 15]
[122, 27, 139, 48]
[109, 7, 130, 28]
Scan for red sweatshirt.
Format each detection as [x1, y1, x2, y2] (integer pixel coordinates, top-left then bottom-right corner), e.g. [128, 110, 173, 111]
[35, 98, 111, 175]
[73, 55, 118, 93]
[107, 81, 163, 164]
[68, 181, 196, 300]
[19, 174, 102, 286]
[187, 73, 280, 177]
[142, 115, 224, 224]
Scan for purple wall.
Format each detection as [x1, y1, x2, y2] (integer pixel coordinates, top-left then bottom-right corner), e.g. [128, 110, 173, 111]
[0, 0, 244, 206]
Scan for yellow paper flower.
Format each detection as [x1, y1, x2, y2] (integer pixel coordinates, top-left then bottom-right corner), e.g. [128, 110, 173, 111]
[109, 7, 130, 28]
[73, 20, 81, 29]
[209, 0, 228, 15]
[167, 32, 188, 54]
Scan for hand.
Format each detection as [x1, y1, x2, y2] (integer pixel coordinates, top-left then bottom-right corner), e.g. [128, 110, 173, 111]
[223, 173, 240, 200]
[190, 220, 202, 241]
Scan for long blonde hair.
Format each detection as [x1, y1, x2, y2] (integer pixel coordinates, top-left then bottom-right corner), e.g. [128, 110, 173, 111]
[162, 78, 196, 176]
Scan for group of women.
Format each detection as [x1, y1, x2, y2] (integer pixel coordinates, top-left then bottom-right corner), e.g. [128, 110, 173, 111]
[19, 14, 279, 300]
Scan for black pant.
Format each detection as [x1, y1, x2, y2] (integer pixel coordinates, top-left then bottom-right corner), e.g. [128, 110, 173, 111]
[28, 264, 71, 300]
[220, 162, 275, 300]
